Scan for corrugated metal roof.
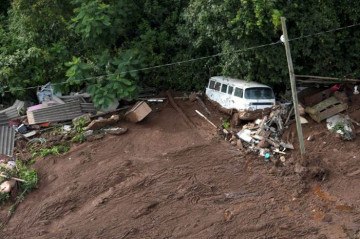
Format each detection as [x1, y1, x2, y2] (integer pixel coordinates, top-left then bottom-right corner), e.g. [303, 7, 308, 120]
[0, 126, 15, 157]
[27, 101, 84, 124]
[0, 100, 25, 126]
[80, 103, 96, 114]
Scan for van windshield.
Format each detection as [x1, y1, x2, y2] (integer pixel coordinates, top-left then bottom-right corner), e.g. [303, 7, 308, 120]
[244, 87, 274, 99]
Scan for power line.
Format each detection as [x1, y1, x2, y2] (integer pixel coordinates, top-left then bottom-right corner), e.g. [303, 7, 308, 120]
[2, 22, 360, 93]
[289, 23, 360, 42]
[2, 41, 283, 93]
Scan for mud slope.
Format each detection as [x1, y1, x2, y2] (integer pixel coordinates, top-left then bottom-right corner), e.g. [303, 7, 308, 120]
[1, 99, 360, 239]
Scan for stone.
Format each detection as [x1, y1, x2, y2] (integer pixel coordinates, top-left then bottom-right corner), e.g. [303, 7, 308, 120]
[86, 133, 105, 142]
[83, 130, 94, 138]
[258, 138, 270, 148]
[294, 163, 307, 174]
[269, 166, 277, 175]
[72, 114, 92, 126]
[298, 104, 305, 116]
[322, 214, 333, 223]
[189, 92, 198, 102]
[236, 140, 243, 150]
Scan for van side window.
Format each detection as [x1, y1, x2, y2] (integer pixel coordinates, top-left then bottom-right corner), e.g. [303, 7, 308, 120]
[228, 86, 233, 95]
[214, 82, 221, 91]
[234, 87, 243, 98]
[209, 80, 215, 89]
[221, 84, 228, 93]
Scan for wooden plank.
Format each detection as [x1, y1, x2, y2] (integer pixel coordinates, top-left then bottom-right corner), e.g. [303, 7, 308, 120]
[306, 97, 348, 123]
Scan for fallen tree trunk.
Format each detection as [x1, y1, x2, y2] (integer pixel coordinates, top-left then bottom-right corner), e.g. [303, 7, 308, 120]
[166, 91, 196, 128]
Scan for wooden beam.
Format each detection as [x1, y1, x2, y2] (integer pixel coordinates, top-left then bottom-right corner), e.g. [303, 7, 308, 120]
[296, 75, 360, 83]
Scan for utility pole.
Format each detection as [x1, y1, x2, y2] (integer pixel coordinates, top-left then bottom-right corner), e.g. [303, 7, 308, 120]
[281, 17, 305, 156]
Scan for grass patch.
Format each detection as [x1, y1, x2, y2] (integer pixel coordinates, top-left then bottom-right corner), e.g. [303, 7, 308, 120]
[31, 144, 70, 158]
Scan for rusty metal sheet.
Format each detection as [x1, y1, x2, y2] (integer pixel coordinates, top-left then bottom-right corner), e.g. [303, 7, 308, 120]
[0, 126, 15, 157]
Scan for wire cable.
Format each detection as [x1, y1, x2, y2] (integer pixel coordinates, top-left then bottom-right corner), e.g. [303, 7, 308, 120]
[2, 22, 360, 93]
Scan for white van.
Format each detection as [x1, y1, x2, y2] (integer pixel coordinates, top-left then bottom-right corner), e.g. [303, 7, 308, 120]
[205, 76, 275, 111]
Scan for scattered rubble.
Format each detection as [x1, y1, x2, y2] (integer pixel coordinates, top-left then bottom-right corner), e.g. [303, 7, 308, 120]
[221, 105, 294, 162]
[0, 85, 153, 175]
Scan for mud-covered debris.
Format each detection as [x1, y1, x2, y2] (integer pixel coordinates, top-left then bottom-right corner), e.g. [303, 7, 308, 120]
[307, 135, 315, 141]
[104, 127, 128, 135]
[85, 115, 120, 131]
[0, 180, 16, 193]
[326, 114, 355, 140]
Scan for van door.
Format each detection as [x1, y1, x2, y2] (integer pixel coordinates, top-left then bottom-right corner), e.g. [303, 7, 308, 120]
[233, 87, 245, 110]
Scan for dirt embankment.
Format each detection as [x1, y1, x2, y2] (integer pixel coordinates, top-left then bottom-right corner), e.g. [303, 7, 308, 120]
[1, 97, 360, 239]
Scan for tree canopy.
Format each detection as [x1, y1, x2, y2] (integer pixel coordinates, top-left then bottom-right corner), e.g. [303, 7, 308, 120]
[0, 0, 359, 106]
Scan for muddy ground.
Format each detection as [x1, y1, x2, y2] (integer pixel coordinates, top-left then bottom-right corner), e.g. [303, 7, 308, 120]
[1, 96, 360, 239]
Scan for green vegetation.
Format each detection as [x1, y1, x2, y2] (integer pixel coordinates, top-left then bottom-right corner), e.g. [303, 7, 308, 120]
[16, 161, 38, 192]
[73, 116, 88, 133]
[71, 132, 86, 143]
[222, 119, 231, 129]
[0, 1, 359, 106]
[71, 115, 88, 143]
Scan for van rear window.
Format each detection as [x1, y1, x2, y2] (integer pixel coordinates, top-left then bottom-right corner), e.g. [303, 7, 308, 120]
[234, 88, 243, 98]
[245, 87, 274, 99]
[221, 84, 228, 93]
